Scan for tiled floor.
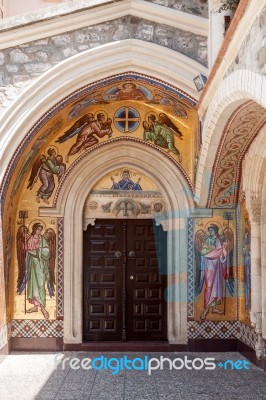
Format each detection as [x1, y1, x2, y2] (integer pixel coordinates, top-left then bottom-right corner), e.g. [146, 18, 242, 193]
[0, 352, 265, 400]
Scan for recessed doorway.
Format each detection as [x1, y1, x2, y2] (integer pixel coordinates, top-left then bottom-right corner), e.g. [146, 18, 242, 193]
[83, 219, 167, 341]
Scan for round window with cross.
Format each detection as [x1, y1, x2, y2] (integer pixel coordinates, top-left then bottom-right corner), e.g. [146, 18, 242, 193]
[114, 107, 140, 133]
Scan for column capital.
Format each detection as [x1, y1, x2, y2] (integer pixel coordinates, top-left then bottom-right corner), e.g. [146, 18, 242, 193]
[250, 192, 262, 224]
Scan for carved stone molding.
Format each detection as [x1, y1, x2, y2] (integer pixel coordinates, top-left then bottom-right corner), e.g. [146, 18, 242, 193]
[154, 215, 169, 231]
[250, 311, 263, 359]
[83, 218, 96, 231]
[250, 311, 262, 333]
[250, 193, 262, 223]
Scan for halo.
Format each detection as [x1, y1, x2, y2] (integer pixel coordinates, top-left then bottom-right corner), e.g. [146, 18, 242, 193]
[120, 169, 131, 179]
[145, 111, 158, 122]
[28, 219, 46, 233]
[45, 145, 58, 157]
[117, 80, 140, 90]
[95, 110, 108, 120]
[205, 221, 223, 234]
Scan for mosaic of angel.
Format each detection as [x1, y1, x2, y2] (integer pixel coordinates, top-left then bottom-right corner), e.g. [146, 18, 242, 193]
[143, 112, 183, 162]
[56, 112, 112, 162]
[16, 222, 56, 319]
[27, 147, 66, 204]
[194, 223, 234, 320]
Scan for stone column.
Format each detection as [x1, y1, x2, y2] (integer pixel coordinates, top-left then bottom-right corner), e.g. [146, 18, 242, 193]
[249, 193, 263, 359]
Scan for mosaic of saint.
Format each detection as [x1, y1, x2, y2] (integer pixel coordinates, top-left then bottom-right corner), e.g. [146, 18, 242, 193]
[239, 200, 251, 325]
[84, 168, 165, 219]
[16, 221, 56, 319]
[194, 211, 236, 321]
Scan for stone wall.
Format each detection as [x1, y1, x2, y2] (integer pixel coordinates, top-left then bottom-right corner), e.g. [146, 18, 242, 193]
[226, 6, 266, 77]
[0, 16, 207, 113]
[145, 0, 208, 18]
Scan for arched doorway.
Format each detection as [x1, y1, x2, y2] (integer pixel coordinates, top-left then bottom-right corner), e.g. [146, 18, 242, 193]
[40, 141, 194, 346]
[82, 167, 168, 342]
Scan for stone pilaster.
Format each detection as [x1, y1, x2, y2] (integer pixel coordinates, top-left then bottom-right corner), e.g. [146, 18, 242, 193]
[249, 193, 263, 358]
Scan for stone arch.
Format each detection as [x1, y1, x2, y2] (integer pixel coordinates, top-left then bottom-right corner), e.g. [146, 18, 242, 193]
[242, 124, 266, 358]
[0, 38, 204, 186]
[40, 140, 194, 345]
[195, 69, 266, 206]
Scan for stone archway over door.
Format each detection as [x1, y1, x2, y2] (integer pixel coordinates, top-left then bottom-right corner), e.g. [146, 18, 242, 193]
[40, 141, 194, 345]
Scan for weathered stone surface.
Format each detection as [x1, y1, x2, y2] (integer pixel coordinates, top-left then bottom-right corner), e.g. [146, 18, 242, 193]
[13, 74, 31, 87]
[62, 48, 78, 57]
[136, 23, 154, 41]
[0, 52, 5, 66]
[35, 51, 49, 62]
[9, 49, 31, 64]
[3, 86, 19, 100]
[257, 43, 266, 71]
[24, 45, 43, 53]
[226, 6, 266, 77]
[0, 15, 208, 113]
[24, 63, 52, 74]
[77, 45, 90, 51]
[113, 25, 131, 40]
[33, 39, 49, 45]
[5, 64, 18, 73]
[146, 0, 208, 18]
[51, 35, 71, 46]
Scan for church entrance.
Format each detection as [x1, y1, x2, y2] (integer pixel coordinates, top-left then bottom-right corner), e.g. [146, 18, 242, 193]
[83, 219, 167, 341]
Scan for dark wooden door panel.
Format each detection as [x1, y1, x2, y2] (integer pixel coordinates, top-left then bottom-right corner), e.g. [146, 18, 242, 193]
[83, 219, 167, 341]
[83, 220, 123, 341]
[126, 220, 167, 341]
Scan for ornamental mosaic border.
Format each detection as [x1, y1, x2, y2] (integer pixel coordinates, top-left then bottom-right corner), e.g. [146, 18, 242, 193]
[57, 218, 64, 318]
[11, 319, 63, 338]
[187, 320, 239, 339]
[235, 203, 240, 319]
[0, 72, 196, 211]
[187, 321, 257, 350]
[208, 101, 266, 208]
[187, 218, 194, 318]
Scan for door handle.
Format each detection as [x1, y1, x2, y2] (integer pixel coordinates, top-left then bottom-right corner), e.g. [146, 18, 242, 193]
[128, 251, 135, 259]
[129, 275, 135, 280]
[114, 251, 122, 259]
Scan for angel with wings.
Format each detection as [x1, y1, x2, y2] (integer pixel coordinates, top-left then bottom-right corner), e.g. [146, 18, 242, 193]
[16, 223, 56, 319]
[56, 112, 112, 162]
[143, 113, 183, 162]
[194, 223, 234, 320]
[27, 148, 65, 204]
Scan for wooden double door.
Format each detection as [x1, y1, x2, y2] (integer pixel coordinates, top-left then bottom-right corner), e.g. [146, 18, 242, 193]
[83, 219, 167, 341]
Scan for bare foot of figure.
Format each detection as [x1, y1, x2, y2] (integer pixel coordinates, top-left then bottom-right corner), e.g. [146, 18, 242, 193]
[212, 307, 223, 315]
[200, 308, 209, 320]
[36, 196, 40, 203]
[41, 307, 49, 319]
[43, 199, 49, 205]
[65, 155, 69, 163]
[178, 155, 182, 163]
[27, 306, 38, 313]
